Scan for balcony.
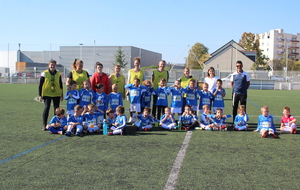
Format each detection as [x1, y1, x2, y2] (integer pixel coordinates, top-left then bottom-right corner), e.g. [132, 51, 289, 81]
[291, 39, 299, 42]
[278, 38, 284, 41]
[289, 46, 299, 49]
[277, 45, 284, 48]
[277, 51, 284, 54]
[289, 52, 299, 55]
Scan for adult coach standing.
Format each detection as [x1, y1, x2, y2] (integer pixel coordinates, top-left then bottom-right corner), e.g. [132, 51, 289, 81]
[230, 60, 250, 120]
[38, 60, 63, 131]
[152, 60, 169, 117]
[66, 59, 90, 91]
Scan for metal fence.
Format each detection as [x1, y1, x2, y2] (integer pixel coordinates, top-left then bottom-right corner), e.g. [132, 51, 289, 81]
[1, 68, 300, 90]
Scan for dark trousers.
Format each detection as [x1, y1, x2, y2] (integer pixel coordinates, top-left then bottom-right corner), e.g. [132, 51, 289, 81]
[181, 97, 186, 114]
[183, 121, 200, 129]
[157, 106, 166, 121]
[43, 96, 60, 128]
[232, 93, 247, 120]
[152, 95, 158, 117]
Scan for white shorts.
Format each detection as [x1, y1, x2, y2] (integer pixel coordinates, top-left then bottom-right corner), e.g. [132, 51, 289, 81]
[191, 105, 198, 112]
[171, 107, 182, 114]
[281, 124, 296, 132]
[130, 103, 141, 113]
[67, 110, 74, 115]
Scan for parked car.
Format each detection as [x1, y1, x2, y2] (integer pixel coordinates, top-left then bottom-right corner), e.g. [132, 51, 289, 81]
[270, 75, 291, 82]
[20, 72, 34, 78]
[221, 74, 232, 82]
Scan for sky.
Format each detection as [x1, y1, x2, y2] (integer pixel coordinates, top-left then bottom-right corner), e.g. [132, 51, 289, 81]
[1, 0, 300, 64]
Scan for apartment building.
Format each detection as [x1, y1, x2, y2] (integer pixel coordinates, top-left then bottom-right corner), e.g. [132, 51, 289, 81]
[259, 29, 300, 61]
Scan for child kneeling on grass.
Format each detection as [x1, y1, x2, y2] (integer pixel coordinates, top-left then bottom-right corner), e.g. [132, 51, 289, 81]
[233, 105, 249, 131]
[65, 105, 86, 137]
[134, 107, 155, 131]
[181, 105, 199, 131]
[254, 106, 278, 138]
[47, 108, 67, 134]
[280, 107, 297, 134]
[108, 106, 127, 135]
[159, 107, 177, 130]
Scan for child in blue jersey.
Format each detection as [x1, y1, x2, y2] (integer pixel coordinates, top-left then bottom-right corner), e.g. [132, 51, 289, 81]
[79, 80, 95, 108]
[199, 105, 214, 130]
[134, 107, 155, 131]
[65, 80, 80, 116]
[141, 80, 155, 112]
[106, 108, 116, 129]
[254, 106, 278, 138]
[184, 79, 200, 114]
[212, 108, 230, 131]
[168, 80, 185, 120]
[198, 83, 213, 113]
[181, 105, 199, 131]
[234, 105, 249, 131]
[93, 83, 106, 121]
[107, 83, 123, 113]
[65, 105, 86, 137]
[160, 107, 177, 130]
[156, 78, 170, 120]
[82, 104, 102, 133]
[108, 106, 127, 135]
[46, 108, 68, 134]
[125, 78, 146, 123]
[212, 79, 226, 114]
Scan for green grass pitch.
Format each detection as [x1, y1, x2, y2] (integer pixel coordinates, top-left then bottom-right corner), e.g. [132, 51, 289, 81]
[0, 83, 300, 189]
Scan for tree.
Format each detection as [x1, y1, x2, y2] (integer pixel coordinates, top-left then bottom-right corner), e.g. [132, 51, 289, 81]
[185, 43, 209, 69]
[239, 32, 269, 70]
[238, 32, 259, 50]
[113, 47, 128, 68]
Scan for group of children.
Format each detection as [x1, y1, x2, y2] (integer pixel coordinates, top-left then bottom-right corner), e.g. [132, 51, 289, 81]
[46, 76, 297, 138]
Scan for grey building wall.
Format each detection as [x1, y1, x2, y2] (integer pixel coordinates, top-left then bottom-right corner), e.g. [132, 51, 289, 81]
[19, 46, 162, 75]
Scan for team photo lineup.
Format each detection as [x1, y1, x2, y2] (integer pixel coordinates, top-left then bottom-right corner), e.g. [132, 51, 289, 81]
[39, 57, 297, 138]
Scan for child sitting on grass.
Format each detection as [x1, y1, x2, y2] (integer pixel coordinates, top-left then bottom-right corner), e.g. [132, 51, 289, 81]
[212, 108, 230, 131]
[65, 105, 86, 137]
[280, 107, 297, 134]
[233, 105, 249, 131]
[254, 106, 278, 138]
[82, 104, 101, 133]
[47, 108, 67, 134]
[108, 106, 127, 135]
[106, 108, 116, 129]
[199, 105, 214, 130]
[159, 107, 177, 130]
[181, 105, 199, 131]
[134, 107, 155, 131]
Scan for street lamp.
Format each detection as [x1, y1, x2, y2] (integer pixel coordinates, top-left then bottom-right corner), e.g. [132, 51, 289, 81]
[79, 43, 83, 60]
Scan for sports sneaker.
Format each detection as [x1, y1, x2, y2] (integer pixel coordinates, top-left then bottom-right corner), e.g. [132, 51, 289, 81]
[261, 131, 267, 138]
[65, 132, 72, 137]
[143, 128, 149, 131]
[108, 132, 113, 135]
[270, 133, 278, 138]
[128, 117, 133, 123]
[234, 128, 238, 131]
[291, 128, 297, 134]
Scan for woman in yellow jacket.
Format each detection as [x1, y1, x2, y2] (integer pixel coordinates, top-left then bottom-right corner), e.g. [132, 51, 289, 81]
[38, 60, 63, 131]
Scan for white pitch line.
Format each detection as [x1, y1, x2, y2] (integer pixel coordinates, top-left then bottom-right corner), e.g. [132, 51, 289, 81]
[164, 131, 193, 190]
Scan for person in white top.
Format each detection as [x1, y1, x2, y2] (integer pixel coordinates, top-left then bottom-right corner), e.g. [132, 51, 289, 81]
[204, 67, 220, 93]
